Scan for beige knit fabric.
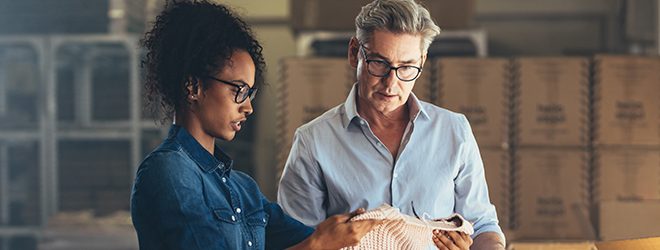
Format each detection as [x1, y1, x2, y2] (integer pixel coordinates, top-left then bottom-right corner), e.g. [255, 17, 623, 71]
[342, 204, 474, 250]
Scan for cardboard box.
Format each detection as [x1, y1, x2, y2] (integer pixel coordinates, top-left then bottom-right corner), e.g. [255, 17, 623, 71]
[516, 58, 589, 146]
[513, 148, 594, 240]
[276, 58, 354, 171]
[290, 0, 476, 31]
[436, 58, 510, 147]
[481, 148, 510, 230]
[507, 237, 660, 250]
[594, 55, 660, 146]
[412, 60, 433, 103]
[598, 202, 660, 241]
[596, 236, 660, 250]
[594, 147, 660, 202]
[507, 242, 596, 250]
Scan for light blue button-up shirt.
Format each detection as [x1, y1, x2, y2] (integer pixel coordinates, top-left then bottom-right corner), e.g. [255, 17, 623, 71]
[278, 84, 504, 240]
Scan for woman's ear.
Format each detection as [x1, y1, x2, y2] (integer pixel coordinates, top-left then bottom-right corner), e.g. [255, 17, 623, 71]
[185, 77, 201, 102]
[348, 37, 360, 68]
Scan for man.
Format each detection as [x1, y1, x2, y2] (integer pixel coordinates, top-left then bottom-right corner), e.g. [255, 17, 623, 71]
[278, 0, 506, 249]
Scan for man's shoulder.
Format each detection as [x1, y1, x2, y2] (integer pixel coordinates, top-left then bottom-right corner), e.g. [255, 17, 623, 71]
[418, 101, 467, 123]
[296, 104, 345, 134]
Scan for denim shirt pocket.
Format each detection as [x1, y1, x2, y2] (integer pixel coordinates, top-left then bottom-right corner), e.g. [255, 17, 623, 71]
[245, 209, 269, 249]
[213, 208, 240, 224]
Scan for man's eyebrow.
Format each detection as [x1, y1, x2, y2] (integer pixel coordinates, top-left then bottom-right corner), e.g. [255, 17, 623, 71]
[365, 51, 420, 65]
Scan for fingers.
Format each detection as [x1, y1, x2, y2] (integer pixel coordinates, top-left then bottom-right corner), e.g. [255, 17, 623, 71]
[334, 208, 367, 223]
[349, 208, 366, 217]
[331, 213, 352, 223]
[460, 232, 473, 246]
[340, 218, 384, 247]
[433, 230, 469, 250]
[447, 231, 471, 249]
[350, 219, 385, 234]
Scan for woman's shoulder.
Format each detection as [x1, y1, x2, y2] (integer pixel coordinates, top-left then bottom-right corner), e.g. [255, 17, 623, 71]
[136, 145, 201, 184]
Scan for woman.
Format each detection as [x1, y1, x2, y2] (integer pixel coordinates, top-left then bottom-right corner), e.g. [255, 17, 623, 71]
[130, 1, 381, 249]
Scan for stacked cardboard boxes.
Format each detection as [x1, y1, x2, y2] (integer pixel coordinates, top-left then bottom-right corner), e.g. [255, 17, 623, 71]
[436, 58, 511, 147]
[598, 201, 660, 241]
[480, 148, 511, 231]
[506, 237, 660, 250]
[511, 58, 593, 240]
[435, 58, 512, 229]
[276, 58, 354, 172]
[592, 55, 660, 241]
[411, 61, 434, 103]
[507, 242, 596, 250]
[514, 148, 593, 240]
[515, 58, 589, 146]
[593, 56, 660, 146]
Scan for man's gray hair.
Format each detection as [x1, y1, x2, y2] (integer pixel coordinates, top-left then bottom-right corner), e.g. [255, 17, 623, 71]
[355, 0, 441, 52]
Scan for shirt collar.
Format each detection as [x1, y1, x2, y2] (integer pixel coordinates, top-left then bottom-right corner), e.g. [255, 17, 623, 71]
[341, 83, 360, 129]
[341, 83, 430, 129]
[407, 90, 430, 122]
[168, 125, 233, 174]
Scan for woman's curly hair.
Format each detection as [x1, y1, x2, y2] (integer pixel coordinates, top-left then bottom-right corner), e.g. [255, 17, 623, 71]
[141, 0, 266, 123]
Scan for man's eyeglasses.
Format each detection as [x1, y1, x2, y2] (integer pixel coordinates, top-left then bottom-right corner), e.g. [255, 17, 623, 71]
[360, 44, 422, 82]
[206, 76, 258, 104]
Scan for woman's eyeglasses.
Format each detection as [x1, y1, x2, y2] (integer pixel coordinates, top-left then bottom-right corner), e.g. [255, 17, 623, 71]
[206, 76, 258, 104]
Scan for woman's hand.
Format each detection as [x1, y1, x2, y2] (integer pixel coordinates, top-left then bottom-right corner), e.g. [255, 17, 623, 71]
[290, 208, 384, 250]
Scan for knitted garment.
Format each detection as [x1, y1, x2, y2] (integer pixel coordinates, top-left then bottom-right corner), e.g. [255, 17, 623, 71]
[342, 204, 474, 250]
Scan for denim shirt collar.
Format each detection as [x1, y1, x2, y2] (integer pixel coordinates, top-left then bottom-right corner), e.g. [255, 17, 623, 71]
[341, 82, 430, 129]
[168, 125, 233, 174]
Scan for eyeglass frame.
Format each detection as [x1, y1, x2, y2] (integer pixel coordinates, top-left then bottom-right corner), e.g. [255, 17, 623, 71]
[205, 76, 258, 104]
[359, 43, 423, 82]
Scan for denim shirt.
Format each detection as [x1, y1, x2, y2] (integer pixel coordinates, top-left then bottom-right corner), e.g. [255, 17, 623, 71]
[131, 125, 313, 250]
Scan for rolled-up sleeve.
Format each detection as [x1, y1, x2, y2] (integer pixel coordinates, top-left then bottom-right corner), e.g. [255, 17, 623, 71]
[453, 115, 506, 243]
[263, 198, 314, 250]
[277, 129, 328, 226]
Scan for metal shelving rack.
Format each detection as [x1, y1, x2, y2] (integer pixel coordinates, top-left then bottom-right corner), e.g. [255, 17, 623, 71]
[0, 35, 166, 249]
[0, 36, 49, 250]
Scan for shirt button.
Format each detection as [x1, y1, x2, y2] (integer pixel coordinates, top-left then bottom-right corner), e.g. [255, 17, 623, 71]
[247, 241, 253, 247]
[221, 177, 227, 183]
[359, 120, 365, 125]
[262, 218, 267, 223]
[393, 173, 398, 178]
[235, 208, 242, 213]
[231, 215, 236, 221]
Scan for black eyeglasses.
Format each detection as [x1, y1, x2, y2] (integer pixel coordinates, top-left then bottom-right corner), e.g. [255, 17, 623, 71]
[206, 76, 258, 104]
[360, 44, 422, 82]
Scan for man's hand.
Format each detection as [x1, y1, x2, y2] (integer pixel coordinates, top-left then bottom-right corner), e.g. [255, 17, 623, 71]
[290, 208, 384, 250]
[432, 230, 473, 250]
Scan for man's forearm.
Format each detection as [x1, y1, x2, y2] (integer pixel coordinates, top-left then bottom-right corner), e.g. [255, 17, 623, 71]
[472, 232, 505, 250]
